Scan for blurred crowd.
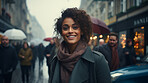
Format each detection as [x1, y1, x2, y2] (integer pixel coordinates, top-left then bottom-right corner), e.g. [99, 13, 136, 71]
[0, 35, 56, 83]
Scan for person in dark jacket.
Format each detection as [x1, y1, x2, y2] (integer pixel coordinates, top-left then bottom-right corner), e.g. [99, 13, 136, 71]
[11, 42, 21, 55]
[30, 43, 38, 72]
[44, 37, 57, 78]
[0, 35, 18, 83]
[49, 8, 111, 83]
[94, 32, 126, 71]
[123, 39, 136, 66]
[38, 43, 45, 71]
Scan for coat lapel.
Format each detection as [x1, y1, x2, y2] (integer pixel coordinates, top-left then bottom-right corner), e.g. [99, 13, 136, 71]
[69, 47, 94, 83]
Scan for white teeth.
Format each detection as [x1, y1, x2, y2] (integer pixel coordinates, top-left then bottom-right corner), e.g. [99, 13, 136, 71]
[68, 36, 75, 38]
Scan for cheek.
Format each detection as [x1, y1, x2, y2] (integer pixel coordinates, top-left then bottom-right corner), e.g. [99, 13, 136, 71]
[61, 31, 67, 37]
[78, 30, 81, 36]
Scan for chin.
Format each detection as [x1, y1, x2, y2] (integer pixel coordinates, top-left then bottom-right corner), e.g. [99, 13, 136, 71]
[67, 42, 77, 45]
[66, 40, 79, 45]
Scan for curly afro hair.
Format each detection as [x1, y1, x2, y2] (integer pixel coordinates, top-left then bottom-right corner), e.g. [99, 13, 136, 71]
[54, 7, 92, 43]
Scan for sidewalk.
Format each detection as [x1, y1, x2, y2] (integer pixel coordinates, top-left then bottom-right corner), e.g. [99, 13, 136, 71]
[11, 58, 49, 83]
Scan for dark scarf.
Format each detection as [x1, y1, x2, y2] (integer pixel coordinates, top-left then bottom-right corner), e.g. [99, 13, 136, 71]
[57, 41, 87, 83]
[110, 43, 119, 71]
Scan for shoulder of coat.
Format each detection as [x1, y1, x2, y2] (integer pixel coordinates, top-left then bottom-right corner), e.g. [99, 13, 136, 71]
[92, 50, 104, 56]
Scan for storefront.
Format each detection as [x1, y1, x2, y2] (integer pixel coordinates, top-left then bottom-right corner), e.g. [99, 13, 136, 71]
[108, 11, 148, 56]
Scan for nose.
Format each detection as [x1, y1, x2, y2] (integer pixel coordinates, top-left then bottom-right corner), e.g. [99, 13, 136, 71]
[68, 27, 73, 33]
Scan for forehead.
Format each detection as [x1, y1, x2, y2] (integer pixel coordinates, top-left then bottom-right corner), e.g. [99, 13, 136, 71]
[109, 35, 117, 40]
[62, 18, 75, 25]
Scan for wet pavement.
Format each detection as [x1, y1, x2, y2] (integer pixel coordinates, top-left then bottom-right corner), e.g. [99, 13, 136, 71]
[11, 58, 49, 83]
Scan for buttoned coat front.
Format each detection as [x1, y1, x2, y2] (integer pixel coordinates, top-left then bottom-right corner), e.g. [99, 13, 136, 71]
[49, 47, 111, 83]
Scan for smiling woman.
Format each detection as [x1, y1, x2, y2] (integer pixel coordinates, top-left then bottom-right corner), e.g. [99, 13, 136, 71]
[49, 8, 111, 83]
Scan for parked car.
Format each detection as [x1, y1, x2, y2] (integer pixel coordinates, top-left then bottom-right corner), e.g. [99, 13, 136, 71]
[111, 55, 148, 83]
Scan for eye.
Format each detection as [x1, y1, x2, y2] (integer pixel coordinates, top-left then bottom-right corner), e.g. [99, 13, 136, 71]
[62, 25, 69, 31]
[72, 26, 78, 30]
[72, 25, 79, 30]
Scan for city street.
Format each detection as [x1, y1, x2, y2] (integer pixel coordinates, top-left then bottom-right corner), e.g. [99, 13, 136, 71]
[11, 58, 48, 83]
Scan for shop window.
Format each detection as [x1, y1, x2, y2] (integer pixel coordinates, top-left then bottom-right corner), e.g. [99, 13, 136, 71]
[134, 27, 144, 56]
[119, 31, 127, 48]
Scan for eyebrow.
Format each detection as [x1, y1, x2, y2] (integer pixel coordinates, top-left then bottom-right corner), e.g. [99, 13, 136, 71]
[62, 24, 68, 26]
[62, 23, 77, 26]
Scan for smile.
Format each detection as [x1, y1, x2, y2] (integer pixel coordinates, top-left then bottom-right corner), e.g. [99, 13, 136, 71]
[67, 35, 76, 39]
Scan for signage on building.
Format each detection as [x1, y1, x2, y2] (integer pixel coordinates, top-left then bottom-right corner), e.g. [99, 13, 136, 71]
[134, 17, 148, 26]
[104, 16, 116, 25]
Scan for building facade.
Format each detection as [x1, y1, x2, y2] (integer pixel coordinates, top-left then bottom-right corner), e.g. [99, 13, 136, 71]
[0, 0, 45, 42]
[109, 0, 148, 57]
[80, 0, 148, 56]
[0, 0, 29, 33]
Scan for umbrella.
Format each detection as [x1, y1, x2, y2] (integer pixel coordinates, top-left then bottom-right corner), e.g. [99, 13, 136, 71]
[44, 37, 52, 42]
[91, 17, 110, 34]
[4, 28, 26, 40]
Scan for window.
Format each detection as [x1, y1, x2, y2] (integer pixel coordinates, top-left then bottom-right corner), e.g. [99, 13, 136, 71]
[120, 0, 126, 12]
[133, 0, 142, 6]
[108, 1, 114, 18]
[136, 0, 142, 6]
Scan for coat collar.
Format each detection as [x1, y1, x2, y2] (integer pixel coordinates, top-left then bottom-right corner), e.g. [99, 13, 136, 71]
[81, 47, 95, 63]
[51, 47, 95, 83]
[69, 47, 95, 83]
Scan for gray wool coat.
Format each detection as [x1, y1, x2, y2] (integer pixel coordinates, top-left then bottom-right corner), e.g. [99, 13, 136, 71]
[49, 47, 111, 83]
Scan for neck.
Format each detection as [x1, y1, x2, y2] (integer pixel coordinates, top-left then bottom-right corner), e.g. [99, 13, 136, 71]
[67, 43, 78, 54]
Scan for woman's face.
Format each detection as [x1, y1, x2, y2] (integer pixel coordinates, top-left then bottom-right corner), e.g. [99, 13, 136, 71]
[62, 17, 81, 46]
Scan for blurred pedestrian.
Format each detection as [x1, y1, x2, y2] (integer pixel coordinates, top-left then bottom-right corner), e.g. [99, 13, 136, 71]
[94, 32, 126, 71]
[44, 37, 57, 78]
[49, 8, 111, 83]
[18, 42, 33, 83]
[38, 43, 45, 71]
[30, 43, 38, 72]
[0, 35, 18, 83]
[123, 39, 136, 66]
[88, 39, 93, 50]
[99, 39, 105, 46]
[11, 42, 22, 60]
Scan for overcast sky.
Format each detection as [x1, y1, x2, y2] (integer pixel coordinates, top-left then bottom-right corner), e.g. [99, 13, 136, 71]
[26, 0, 81, 37]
